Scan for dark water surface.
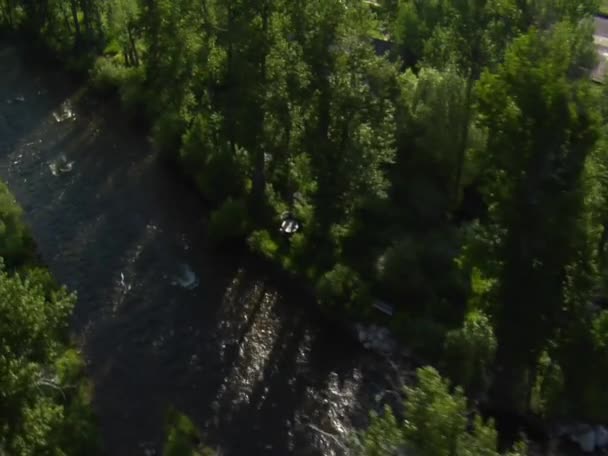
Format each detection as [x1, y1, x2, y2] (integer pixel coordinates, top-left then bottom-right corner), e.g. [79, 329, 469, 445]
[0, 44, 406, 455]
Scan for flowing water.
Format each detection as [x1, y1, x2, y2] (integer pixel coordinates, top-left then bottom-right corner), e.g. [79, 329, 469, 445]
[0, 44, 412, 455]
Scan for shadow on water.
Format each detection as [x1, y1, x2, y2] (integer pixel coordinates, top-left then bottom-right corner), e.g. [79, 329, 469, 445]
[0, 41, 410, 455]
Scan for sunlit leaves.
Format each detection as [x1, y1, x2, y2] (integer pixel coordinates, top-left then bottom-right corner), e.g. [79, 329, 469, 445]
[0, 263, 97, 455]
[444, 310, 497, 393]
[357, 367, 526, 456]
[476, 22, 601, 411]
[0, 182, 33, 267]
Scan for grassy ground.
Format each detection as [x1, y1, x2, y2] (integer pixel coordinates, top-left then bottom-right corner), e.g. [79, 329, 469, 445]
[601, 0, 608, 17]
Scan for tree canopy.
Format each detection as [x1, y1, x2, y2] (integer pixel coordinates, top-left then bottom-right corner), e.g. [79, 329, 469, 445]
[2, 0, 608, 452]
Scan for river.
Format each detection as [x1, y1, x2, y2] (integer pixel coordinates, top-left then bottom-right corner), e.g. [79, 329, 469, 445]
[0, 44, 413, 455]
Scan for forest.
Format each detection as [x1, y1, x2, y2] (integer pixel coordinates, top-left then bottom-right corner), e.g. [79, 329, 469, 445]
[2, 0, 608, 454]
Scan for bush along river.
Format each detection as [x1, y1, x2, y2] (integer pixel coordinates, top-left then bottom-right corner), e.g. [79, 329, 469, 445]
[0, 43, 417, 455]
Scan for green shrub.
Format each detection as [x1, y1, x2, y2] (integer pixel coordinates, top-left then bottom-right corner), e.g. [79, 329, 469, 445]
[444, 310, 497, 395]
[316, 263, 371, 311]
[163, 409, 202, 456]
[248, 229, 280, 260]
[376, 229, 465, 325]
[24, 267, 57, 298]
[286, 232, 309, 273]
[152, 110, 187, 155]
[357, 405, 404, 456]
[376, 236, 437, 314]
[181, 115, 249, 202]
[102, 39, 122, 57]
[264, 184, 289, 218]
[207, 198, 249, 244]
[329, 221, 355, 258]
[402, 367, 515, 456]
[529, 351, 564, 418]
[54, 350, 100, 455]
[90, 57, 132, 92]
[89, 57, 146, 118]
[0, 263, 99, 455]
[118, 66, 146, 113]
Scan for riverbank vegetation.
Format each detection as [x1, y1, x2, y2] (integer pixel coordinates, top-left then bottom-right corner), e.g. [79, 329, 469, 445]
[162, 408, 216, 456]
[2, 0, 608, 452]
[356, 367, 528, 456]
[0, 181, 98, 454]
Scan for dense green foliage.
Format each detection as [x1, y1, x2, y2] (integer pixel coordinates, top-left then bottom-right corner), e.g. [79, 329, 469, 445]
[4, 0, 608, 451]
[0, 181, 35, 267]
[356, 367, 527, 456]
[0, 183, 97, 454]
[162, 409, 215, 456]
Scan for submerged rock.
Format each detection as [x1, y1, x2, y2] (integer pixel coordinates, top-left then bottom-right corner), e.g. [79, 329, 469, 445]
[355, 324, 395, 354]
[138, 442, 156, 456]
[597, 425, 608, 448]
[119, 272, 132, 292]
[571, 427, 595, 452]
[49, 155, 74, 176]
[52, 101, 76, 122]
[6, 95, 25, 104]
[566, 424, 608, 453]
[171, 263, 199, 290]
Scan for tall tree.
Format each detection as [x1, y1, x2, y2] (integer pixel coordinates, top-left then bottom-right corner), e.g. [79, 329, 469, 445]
[477, 21, 600, 412]
[104, 0, 140, 66]
[356, 367, 527, 456]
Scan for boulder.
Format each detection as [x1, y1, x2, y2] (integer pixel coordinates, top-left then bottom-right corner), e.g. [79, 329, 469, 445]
[570, 426, 596, 453]
[355, 323, 395, 353]
[172, 263, 199, 290]
[596, 425, 608, 449]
